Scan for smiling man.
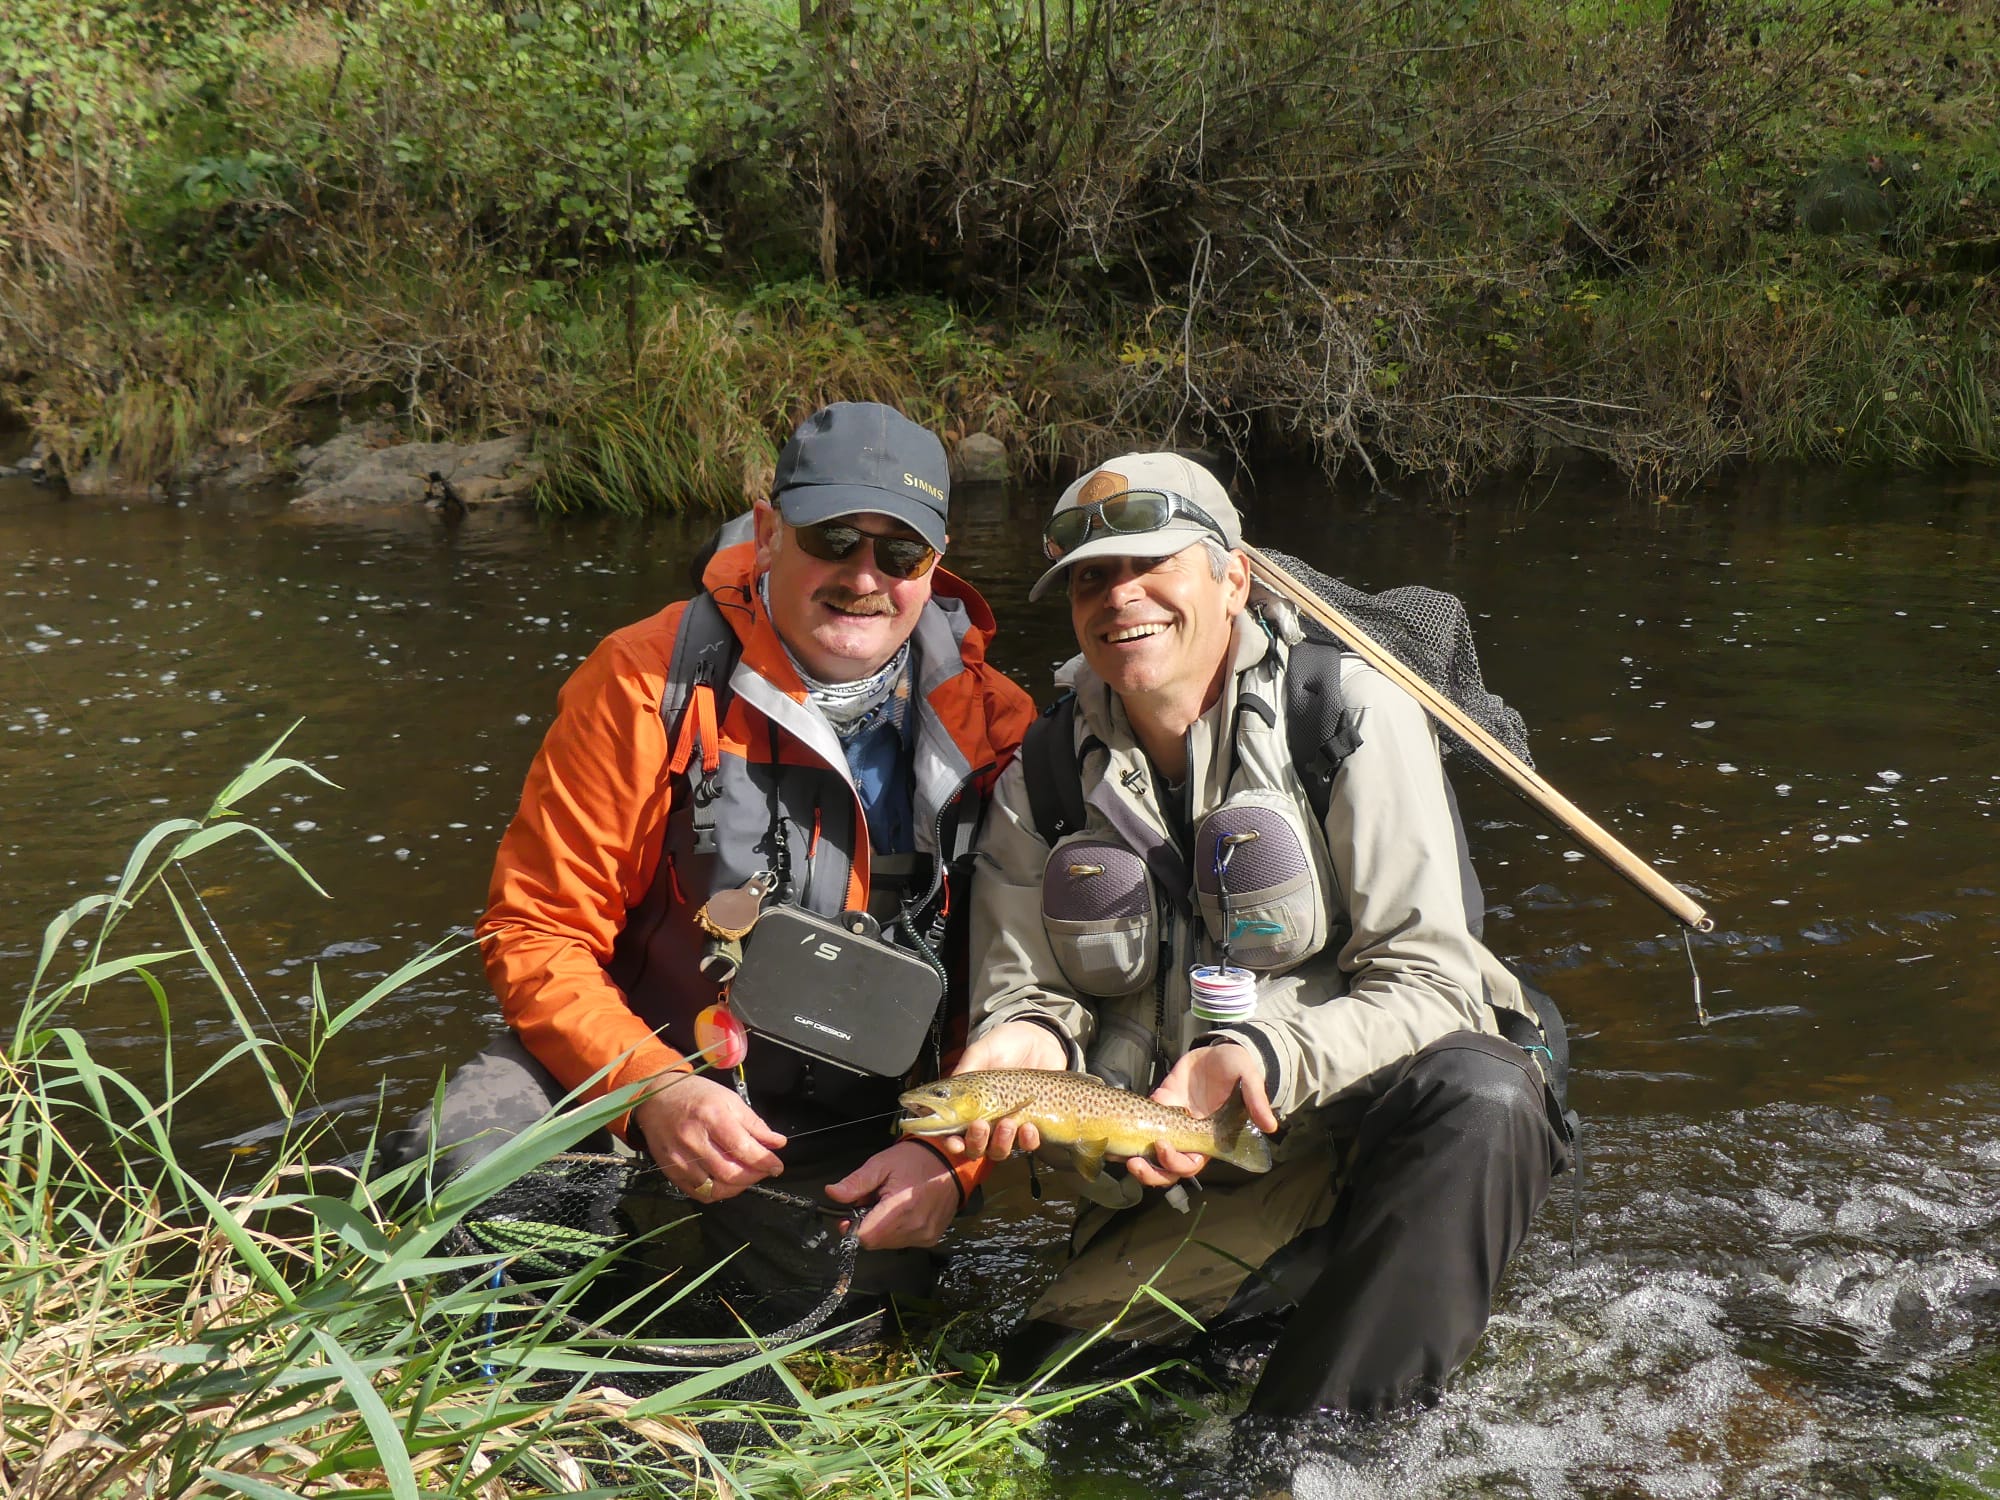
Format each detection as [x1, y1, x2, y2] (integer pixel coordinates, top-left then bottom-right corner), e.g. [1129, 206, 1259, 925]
[948, 452, 1574, 1417]
[393, 402, 1032, 1314]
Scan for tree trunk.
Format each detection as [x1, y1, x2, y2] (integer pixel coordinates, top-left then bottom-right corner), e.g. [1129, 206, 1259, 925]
[1571, 0, 1712, 268]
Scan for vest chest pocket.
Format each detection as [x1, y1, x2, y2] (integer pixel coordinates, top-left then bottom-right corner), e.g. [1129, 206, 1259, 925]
[1192, 791, 1329, 972]
[1040, 837, 1159, 998]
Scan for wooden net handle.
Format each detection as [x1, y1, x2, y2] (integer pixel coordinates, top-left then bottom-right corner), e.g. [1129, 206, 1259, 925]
[1244, 544, 1715, 933]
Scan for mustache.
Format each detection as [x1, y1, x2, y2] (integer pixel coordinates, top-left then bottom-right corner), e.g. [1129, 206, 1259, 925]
[815, 587, 899, 616]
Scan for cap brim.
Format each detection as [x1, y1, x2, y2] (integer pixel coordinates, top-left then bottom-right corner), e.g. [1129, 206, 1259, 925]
[777, 485, 947, 550]
[1026, 526, 1216, 602]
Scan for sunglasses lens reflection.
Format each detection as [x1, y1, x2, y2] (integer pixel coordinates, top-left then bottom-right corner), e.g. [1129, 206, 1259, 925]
[793, 521, 937, 579]
[874, 538, 936, 577]
[1043, 492, 1178, 559]
[796, 524, 862, 561]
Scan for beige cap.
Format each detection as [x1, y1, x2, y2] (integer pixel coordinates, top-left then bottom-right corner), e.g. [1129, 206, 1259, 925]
[1028, 452, 1244, 602]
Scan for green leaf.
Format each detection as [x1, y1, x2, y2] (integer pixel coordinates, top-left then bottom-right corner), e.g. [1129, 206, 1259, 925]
[164, 884, 296, 1116]
[292, 1195, 393, 1260]
[359, 1083, 638, 1294]
[104, 816, 202, 919]
[54, 949, 193, 995]
[310, 1330, 420, 1500]
[200, 1469, 308, 1500]
[176, 1171, 297, 1306]
[173, 821, 332, 900]
[1135, 1282, 1208, 1332]
[46, 1026, 115, 1118]
[26, 892, 112, 1012]
[322, 933, 479, 1040]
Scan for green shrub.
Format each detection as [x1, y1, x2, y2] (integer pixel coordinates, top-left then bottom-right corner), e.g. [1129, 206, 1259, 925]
[3, 0, 1998, 495]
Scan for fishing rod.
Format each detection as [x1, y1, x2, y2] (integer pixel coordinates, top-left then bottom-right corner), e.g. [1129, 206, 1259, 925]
[1243, 543, 1715, 935]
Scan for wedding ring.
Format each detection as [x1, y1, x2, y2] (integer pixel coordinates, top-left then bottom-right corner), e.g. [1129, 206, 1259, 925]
[693, 1176, 715, 1199]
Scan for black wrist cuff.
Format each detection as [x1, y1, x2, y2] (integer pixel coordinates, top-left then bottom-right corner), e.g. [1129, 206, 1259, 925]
[1012, 1013, 1081, 1069]
[905, 1134, 968, 1212]
[1196, 1025, 1283, 1111]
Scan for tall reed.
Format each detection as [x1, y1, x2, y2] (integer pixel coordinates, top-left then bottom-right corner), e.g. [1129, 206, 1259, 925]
[1, 727, 1138, 1498]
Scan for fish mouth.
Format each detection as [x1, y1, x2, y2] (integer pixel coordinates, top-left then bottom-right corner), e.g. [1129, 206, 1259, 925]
[897, 1100, 945, 1130]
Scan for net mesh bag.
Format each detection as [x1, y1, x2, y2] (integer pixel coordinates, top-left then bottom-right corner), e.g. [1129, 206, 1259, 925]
[445, 1153, 869, 1368]
[1260, 548, 1533, 768]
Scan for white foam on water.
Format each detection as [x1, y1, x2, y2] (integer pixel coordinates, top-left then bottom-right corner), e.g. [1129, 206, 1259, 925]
[1029, 1098, 2000, 1498]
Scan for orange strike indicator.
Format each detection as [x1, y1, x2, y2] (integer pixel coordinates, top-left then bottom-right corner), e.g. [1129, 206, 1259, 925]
[694, 1002, 749, 1070]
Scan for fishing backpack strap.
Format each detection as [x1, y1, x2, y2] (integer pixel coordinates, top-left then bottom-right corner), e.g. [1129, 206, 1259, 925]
[1023, 642, 1360, 843]
[1283, 632, 1492, 931]
[1283, 635, 1364, 825]
[661, 592, 742, 855]
[1021, 692, 1089, 846]
[1024, 656, 1368, 848]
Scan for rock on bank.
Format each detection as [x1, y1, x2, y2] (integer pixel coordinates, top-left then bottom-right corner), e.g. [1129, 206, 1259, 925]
[290, 430, 541, 511]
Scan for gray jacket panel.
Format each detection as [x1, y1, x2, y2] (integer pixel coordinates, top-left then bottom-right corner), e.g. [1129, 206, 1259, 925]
[967, 595, 1530, 1122]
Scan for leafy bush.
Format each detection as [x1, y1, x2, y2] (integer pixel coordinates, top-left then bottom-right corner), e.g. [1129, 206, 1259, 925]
[3, 0, 1997, 495]
[533, 271, 1092, 512]
[349, 0, 809, 267]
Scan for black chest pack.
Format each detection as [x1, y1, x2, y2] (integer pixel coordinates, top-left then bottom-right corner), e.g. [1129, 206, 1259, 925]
[726, 905, 944, 1076]
[659, 565, 960, 1082]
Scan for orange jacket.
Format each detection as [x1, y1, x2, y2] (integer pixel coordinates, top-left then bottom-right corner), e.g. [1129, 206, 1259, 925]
[479, 539, 1033, 1185]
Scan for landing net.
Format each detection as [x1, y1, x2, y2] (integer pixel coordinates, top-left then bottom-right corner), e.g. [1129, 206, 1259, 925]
[444, 1152, 867, 1366]
[1262, 547, 1533, 767]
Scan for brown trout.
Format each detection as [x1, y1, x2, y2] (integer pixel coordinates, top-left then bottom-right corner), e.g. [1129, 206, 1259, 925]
[897, 1069, 1273, 1180]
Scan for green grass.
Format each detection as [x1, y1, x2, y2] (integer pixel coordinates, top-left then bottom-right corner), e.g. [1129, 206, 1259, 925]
[532, 273, 1093, 514]
[0, 727, 1143, 1498]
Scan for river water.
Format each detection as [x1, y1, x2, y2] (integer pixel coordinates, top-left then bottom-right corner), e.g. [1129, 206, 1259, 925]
[2, 452, 1996, 1497]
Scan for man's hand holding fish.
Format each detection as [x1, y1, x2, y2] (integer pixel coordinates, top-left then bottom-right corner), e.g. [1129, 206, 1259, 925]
[936, 1018, 1068, 1161]
[933, 1022, 1281, 1187]
[1121, 1042, 1281, 1189]
[900, 1061, 1275, 1183]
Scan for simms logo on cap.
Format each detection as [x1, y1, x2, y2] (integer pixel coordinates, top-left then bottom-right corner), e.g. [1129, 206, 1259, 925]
[1078, 468, 1128, 505]
[904, 471, 945, 502]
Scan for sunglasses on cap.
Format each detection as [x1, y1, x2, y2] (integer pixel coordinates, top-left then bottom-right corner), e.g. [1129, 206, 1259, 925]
[790, 518, 941, 580]
[1041, 488, 1228, 562]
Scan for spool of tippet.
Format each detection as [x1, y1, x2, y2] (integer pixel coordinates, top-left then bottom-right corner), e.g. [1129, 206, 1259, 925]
[1188, 964, 1258, 1024]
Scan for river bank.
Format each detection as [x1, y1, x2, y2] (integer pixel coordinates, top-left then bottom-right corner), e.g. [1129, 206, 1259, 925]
[3, 0, 1997, 508]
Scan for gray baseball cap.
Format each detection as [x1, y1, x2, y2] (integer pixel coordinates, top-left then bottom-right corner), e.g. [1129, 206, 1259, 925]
[772, 402, 951, 550]
[1028, 451, 1244, 601]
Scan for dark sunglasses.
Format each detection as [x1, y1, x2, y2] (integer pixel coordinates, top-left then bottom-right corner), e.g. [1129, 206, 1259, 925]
[1041, 488, 1228, 562]
[791, 519, 940, 580]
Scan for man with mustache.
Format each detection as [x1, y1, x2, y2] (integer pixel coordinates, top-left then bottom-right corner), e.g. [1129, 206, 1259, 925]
[945, 452, 1573, 1417]
[396, 402, 1032, 1307]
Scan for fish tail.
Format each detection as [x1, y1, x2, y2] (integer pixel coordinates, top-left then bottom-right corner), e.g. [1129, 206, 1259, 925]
[1210, 1095, 1274, 1174]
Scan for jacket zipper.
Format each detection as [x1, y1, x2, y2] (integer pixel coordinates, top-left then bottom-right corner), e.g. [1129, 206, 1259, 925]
[898, 763, 989, 1078]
